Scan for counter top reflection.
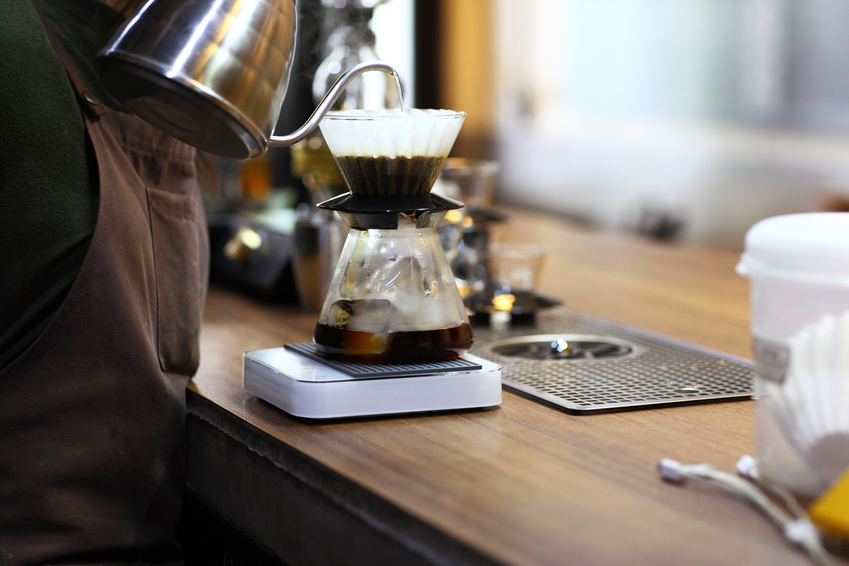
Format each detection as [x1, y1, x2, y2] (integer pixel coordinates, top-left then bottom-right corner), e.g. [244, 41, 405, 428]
[188, 207, 815, 565]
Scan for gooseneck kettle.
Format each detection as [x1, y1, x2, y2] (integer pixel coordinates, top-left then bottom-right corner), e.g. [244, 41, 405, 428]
[96, 0, 399, 160]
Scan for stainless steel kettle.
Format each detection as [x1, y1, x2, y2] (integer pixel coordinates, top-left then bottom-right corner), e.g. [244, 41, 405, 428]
[96, 0, 398, 160]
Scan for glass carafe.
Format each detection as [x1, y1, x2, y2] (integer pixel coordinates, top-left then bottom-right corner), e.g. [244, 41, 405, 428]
[313, 109, 472, 363]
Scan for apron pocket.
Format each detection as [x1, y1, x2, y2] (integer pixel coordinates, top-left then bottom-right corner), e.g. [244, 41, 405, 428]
[147, 187, 202, 374]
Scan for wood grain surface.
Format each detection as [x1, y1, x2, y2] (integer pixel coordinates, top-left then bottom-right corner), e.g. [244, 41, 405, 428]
[189, 207, 833, 565]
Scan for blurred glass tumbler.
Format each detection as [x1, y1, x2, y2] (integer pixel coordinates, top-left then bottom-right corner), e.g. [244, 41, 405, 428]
[484, 243, 547, 314]
[737, 213, 849, 497]
[435, 158, 500, 209]
[433, 158, 505, 300]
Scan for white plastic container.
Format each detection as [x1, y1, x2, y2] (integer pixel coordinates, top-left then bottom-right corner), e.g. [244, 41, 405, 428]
[737, 212, 849, 496]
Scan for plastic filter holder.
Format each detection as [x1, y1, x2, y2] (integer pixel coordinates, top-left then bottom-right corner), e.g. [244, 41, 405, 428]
[737, 212, 849, 497]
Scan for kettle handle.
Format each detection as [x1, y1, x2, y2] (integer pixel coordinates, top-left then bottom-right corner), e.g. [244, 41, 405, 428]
[268, 60, 400, 147]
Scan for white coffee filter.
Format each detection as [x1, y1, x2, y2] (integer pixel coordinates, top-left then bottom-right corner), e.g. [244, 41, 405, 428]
[319, 109, 466, 158]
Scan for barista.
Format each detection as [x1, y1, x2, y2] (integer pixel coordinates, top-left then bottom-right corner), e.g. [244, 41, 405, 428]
[1, 0, 208, 563]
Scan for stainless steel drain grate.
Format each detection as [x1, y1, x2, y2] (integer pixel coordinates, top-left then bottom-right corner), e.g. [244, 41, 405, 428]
[490, 334, 637, 361]
[470, 307, 753, 414]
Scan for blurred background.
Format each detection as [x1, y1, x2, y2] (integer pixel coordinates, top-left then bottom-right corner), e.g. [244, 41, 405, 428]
[444, 0, 849, 248]
[487, 0, 849, 248]
[400, 0, 849, 249]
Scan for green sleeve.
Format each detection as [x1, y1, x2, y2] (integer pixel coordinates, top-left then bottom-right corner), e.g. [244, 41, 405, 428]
[0, 0, 98, 370]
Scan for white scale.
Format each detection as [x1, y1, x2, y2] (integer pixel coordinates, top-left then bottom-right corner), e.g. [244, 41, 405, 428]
[243, 342, 502, 419]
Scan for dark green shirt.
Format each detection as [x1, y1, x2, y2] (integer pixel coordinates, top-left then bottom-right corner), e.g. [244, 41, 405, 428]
[0, 0, 124, 370]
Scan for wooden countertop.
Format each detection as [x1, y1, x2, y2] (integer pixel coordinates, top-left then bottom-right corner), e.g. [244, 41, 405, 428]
[187, 207, 818, 565]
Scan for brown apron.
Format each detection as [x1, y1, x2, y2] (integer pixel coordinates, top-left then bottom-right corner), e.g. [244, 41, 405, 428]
[0, 15, 209, 566]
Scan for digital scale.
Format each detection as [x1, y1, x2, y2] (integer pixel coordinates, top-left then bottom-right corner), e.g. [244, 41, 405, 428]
[243, 343, 503, 419]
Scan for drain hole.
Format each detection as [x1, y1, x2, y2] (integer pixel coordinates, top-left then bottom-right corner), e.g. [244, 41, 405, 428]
[490, 334, 636, 361]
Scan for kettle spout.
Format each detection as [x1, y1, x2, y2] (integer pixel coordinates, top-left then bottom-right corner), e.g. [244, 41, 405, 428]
[269, 61, 401, 148]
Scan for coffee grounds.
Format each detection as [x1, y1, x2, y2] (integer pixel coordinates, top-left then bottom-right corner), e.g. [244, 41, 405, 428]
[334, 155, 446, 198]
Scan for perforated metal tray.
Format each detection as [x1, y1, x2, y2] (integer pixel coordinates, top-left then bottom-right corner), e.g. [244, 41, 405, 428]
[284, 342, 482, 378]
[470, 307, 753, 414]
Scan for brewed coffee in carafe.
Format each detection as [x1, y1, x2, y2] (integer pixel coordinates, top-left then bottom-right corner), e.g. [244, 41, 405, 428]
[313, 109, 472, 363]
